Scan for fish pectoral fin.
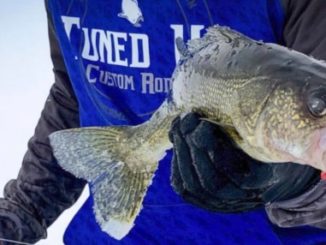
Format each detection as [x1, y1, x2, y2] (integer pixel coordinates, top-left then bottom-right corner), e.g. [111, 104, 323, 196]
[200, 117, 234, 128]
[200, 117, 244, 144]
[49, 126, 156, 240]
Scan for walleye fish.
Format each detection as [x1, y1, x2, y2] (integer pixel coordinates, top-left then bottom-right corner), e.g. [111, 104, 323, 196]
[49, 25, 326, 239]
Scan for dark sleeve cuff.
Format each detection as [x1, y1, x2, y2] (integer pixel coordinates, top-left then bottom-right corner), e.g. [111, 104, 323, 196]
[0, 199, 47, 244]
[266, 180, 326, 228]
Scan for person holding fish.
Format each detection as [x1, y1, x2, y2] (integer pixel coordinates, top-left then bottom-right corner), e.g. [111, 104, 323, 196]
[1, 0, 326, 244]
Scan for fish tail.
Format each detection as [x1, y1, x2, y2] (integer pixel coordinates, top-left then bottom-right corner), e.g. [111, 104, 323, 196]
[49, 102, 177, 239]
[49, 126, 157, 239]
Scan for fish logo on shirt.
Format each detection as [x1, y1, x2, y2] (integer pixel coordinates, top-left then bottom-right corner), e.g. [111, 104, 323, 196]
[118, 0, 144, 27]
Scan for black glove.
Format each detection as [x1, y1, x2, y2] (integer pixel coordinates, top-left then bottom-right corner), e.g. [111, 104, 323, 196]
[169, 113, 320, 212]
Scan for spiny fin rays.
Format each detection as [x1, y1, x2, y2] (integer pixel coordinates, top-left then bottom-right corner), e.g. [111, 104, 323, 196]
[49, 126, 156, 240]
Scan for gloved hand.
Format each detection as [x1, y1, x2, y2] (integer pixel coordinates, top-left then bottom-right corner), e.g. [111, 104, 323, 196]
[168, 113, 320, 212]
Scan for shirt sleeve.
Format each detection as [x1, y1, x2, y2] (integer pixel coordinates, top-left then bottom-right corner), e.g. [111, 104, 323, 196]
[266, 0, 326, 228]
[282, 0, 326, 60]
[0, 2, 86, 244]
[266, 180, 326, 228]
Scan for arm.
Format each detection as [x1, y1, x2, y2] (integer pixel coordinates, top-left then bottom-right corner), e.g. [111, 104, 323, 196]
[282, 0, 326, 59]
[0, 4, 86, 244]
[265, 0, 326, 228]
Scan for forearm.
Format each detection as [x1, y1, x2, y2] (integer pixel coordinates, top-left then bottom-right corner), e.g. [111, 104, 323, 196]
[282, 0, 326, 60]
[0, 3, 86, 243]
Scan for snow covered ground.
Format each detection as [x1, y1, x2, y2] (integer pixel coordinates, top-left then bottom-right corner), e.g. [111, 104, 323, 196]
[0, 1, 88, 244]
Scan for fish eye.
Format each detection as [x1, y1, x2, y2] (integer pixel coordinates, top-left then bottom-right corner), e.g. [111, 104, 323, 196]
[307, 97, 326, 117]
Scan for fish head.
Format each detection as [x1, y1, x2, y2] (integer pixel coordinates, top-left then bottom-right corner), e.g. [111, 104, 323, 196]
[256, 69, 326, 171]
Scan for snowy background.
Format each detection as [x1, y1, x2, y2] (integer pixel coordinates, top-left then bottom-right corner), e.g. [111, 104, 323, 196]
[0, 1, 88, 244]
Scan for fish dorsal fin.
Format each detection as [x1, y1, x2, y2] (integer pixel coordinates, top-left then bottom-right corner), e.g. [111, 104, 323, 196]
[176, 37, 192, 59]
[205, 25, 250, 42]
[200, 117, 234, 128]
[187, 25, 252, 54]
[200, 117, 244, 144]
[186, 35, 212, 55]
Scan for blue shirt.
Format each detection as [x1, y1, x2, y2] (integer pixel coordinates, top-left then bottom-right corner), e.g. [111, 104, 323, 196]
[47, 1, 326, 244]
